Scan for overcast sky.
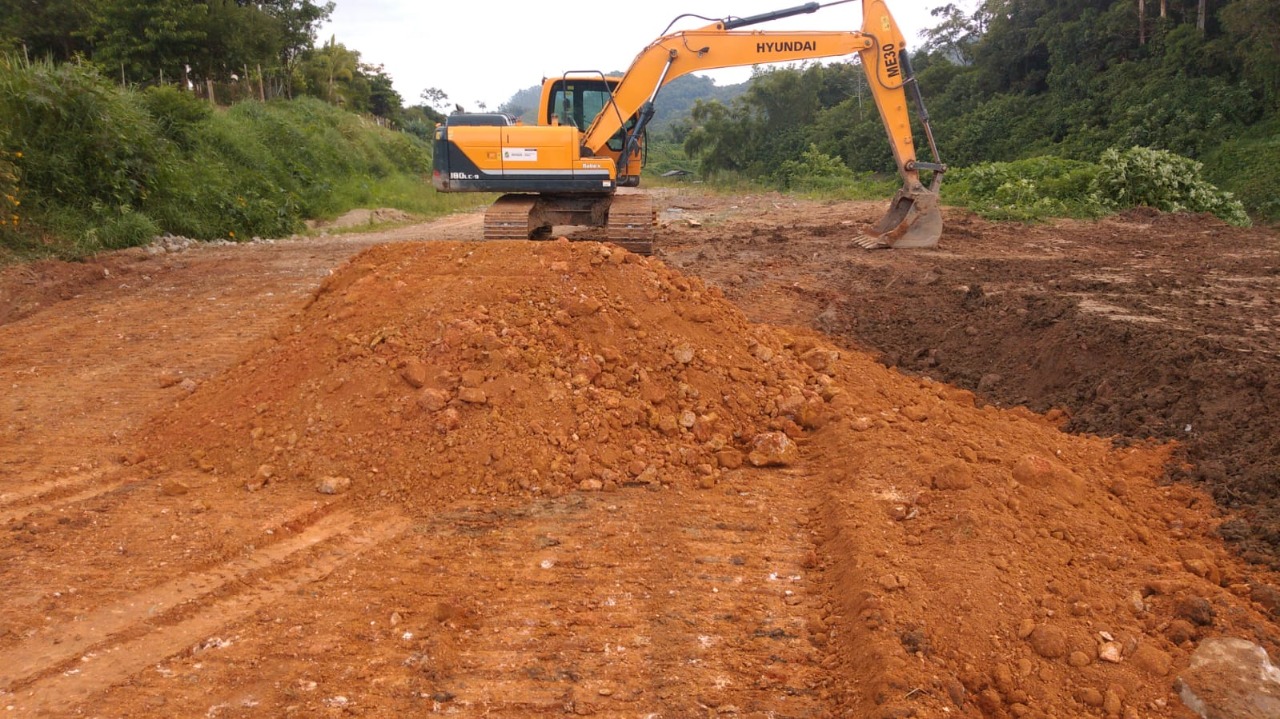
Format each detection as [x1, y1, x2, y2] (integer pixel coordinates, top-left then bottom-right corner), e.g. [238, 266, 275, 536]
[320, 0, 947, 110]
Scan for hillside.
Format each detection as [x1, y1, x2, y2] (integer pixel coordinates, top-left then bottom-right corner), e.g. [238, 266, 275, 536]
[499, 72, 747, 132]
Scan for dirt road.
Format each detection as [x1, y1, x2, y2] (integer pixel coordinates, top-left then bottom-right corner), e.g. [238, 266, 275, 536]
[1, 195, 1278, 718]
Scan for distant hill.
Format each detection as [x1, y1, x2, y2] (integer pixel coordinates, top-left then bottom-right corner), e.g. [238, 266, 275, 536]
[498, 73, 746, 132]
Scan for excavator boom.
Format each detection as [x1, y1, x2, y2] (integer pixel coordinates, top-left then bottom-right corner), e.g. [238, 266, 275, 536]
[432, 0, 944, 251]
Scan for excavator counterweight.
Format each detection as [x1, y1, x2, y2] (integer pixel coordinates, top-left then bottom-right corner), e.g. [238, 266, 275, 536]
[432, 0, 944, 252]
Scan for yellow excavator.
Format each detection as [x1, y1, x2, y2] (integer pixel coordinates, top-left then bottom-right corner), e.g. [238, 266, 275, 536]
[431, 0, 944, 253]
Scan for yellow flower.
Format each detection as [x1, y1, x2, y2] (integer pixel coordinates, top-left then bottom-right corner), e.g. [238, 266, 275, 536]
[13, 152, 21, 158]
[228, 231, 236, 238]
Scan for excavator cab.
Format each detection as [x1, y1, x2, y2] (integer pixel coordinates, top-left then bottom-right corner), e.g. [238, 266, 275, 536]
[540, 76, 644, 185]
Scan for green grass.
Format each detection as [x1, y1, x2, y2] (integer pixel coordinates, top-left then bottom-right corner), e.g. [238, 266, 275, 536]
[1202, 117, 1280, 223]
[320, 174, 490, 222]
[0, 56, 474, 263]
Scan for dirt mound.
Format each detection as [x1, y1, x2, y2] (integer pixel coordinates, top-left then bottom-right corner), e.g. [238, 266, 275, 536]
[141, 239, 837, 510]
[309, 207, 414, 231]
[807, 381, 1280, 717]
[139, 238, 1280, 717]
[823, 212, 1280, 568]
[660, 198, 1280, 570]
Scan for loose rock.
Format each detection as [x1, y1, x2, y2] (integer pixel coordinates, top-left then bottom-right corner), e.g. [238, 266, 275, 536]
[316, 476, 352, 495]
[1130, 643, 1172, 676]
[747, 432, 798, 467]
[1178, 637, 1280, 719]
[932, 461, 974, 490]
[1026, 625, 1067, 659]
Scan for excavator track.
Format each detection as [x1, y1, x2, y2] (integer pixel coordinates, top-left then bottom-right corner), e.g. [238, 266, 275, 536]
[605, 193, 656, 255]
[482, 193, 656, 255]
[483, 195, 541, 241]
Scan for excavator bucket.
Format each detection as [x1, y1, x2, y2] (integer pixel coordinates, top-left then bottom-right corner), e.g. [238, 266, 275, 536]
[853, 179, 943, 249]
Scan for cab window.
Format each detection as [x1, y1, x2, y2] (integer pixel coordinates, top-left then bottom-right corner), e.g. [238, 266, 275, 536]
[547, 81, 613, 130]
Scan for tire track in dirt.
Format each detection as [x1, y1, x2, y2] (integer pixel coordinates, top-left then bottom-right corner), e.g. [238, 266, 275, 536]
[2, 511, 410, 717]
[73, 469, 835, 717]
[0, 503, 358, 691]
[409, 480, 829, 716]
[0, 469, 138, 525]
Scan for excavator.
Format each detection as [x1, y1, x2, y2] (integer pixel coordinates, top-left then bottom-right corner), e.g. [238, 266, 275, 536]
[431, 0, 944, 253]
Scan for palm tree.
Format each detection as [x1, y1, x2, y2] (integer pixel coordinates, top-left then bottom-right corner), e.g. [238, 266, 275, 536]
[315, 35, 358, 104]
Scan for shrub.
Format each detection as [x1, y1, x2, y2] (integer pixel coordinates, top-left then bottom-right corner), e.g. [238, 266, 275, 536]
[946, 156, 1105, 221]
[141, 86, 212, 148]
[1201, 124, 1280, 222]
[0, 134, 20, 240]
[93, 205, 160, 249]
[1093, 146, 1250, 226]
[774, 144, 854, 189]
[0, 55, 457, 260]
[0, 57, 169, 212]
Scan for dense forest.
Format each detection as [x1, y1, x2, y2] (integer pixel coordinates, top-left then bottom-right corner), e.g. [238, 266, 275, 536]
[671, 0, 1279, 220]
[0, 0, 445, 126]
[1, 0, 1275, 262]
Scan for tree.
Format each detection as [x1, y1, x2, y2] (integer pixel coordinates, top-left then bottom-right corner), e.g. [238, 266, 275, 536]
[922, 3, 983, 64]
[201, 0, 287, 80]
[683, 99, 754, 176]
[300, 36, 359, 104]
[364, 64, 402, 119]
[420, 87, 450, 112]
[91, 0, 210, 83]
[0, 0, 101, 61]
[1221, 0, 1280, 107]
[255, 0, 334, 68]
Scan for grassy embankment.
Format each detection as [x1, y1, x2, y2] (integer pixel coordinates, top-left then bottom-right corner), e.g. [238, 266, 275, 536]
[0, 57, 484, 264]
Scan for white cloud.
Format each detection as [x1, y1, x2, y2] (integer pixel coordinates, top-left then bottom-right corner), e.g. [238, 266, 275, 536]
[322, 0, 945, 109]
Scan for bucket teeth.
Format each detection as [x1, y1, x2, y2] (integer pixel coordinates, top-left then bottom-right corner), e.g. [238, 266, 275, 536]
[852, 233, 890, 250]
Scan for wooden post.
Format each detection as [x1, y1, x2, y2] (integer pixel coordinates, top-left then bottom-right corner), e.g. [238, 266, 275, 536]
[258, 64, 265, 102]
[1197, 0, 1206, 33]
[206, 79, 216, 105]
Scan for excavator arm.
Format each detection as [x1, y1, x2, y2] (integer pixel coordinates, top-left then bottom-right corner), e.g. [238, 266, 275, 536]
[431, 0, 943, 250]
[583, 0, 944, 248]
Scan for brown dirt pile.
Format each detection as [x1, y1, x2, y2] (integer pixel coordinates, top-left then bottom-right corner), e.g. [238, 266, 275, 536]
[140, 239, 1280, 717]
[803, 367, 1280, 717]
[830, 212, 1280, 569]
[141, 239, 841, 510]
